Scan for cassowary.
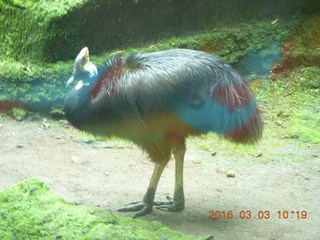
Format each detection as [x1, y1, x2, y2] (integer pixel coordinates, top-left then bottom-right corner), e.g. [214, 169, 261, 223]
[64, 47, 262, 218]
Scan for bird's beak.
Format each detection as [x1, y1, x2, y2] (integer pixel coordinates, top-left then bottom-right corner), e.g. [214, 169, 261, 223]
[66, 77, 74, 87]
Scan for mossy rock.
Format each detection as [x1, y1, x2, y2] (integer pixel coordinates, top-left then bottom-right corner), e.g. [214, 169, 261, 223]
[272, 15, 320, 74]
[1, 0, 320, 63]
[0, 0, 87, 62]
[0, 178, 202, 240]
[0, 59, 72, 112]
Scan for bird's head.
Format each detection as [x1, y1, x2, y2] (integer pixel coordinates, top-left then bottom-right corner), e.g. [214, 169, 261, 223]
[66, 47, 98, 90]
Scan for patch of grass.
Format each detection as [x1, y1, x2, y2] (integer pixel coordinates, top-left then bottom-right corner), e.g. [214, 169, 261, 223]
[0, 178, 200, 240]
[0, 113, 10, 120]
[104, 136, 134, 148]
[64, 127, 134, 148]
[290, 106, 320, 144]
[49, 105, 65, 119]
[70, 130, 106, 144]
[244, 76, 316, 146]
[12, 107, 28, 121]
[293, 67, 320, 89]
[262, 68, 320, 144]
[188, 133, 264, 161]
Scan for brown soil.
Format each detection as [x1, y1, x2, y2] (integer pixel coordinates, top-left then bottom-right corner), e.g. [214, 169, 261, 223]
[0, 118, 319, 240]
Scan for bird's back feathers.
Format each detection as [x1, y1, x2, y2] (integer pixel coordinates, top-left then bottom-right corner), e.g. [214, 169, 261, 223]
[65, 49, 262, 153]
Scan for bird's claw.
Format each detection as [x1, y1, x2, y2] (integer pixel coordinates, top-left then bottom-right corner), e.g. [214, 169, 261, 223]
[154, 202, 184, 212]
[117, 201, 152, 218]
[154, 196, 184, 212]
[117, 195, 184, 217]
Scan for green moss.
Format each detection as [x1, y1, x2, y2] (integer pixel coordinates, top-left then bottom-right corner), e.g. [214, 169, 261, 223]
[261, 66, 320, 144]
[287, 15, 320, 67]
[0, 0, 87, 62]
[122, 20, 289, 65]
[0, 59, 72, 112]
[290, 67, 320, 89]
[0, 178, 201, 240]
[290, 112, 320, 144]
[49, 105, 65, 119]
[272, 15, 320, 74]
[2, 0, 319, 63]
[12, 107, 28, 121]
[284, 71, 320, 144]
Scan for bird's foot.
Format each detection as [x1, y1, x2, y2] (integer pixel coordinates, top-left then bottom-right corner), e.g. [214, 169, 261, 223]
[154, 195, 185, 212]
[117, 201, 153, 218]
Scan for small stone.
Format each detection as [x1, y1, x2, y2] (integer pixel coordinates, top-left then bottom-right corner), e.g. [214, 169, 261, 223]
[129, 161, 137, 167]
[226, 170, 236, 178]
[0, 124, 3, 128]
[71, 155, 79, 162]
[42, 118, 50, 129]
[254, 153, 263, 158]
[285, 91, 294, 96]
[104, 172, 110, 176]
[192, 159, 202, 164]
[277, 111, 290, 118]
[82, 139, 94, 144]
[80, 160, 90, 165]
[211, 151, 217, 157]
[64, 134, 73, 139]
[16, 144, 24, 149]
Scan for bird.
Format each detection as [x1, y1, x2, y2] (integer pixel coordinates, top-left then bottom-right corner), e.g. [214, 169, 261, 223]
[64, 47, 263, 218]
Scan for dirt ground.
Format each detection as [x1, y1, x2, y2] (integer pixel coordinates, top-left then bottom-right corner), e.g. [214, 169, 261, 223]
[0, 117, 319, 240]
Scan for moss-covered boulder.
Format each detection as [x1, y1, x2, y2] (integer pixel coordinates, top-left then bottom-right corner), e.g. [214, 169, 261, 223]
[272, 15, 320, 74]
[1, 0, 320, 63]
[0, 59, 71, 112]
[0, 0, 86, 62]
[0, 178, 203, 240]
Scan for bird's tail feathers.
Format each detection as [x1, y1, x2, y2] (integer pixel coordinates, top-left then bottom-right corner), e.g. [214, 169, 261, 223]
[224, 109, 263, 144]
[211, 83, 263, 144]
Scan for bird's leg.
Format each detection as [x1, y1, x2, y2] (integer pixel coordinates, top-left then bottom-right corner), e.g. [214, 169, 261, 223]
[117, 161, 167, 218]
[155, 142, 186, 211]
